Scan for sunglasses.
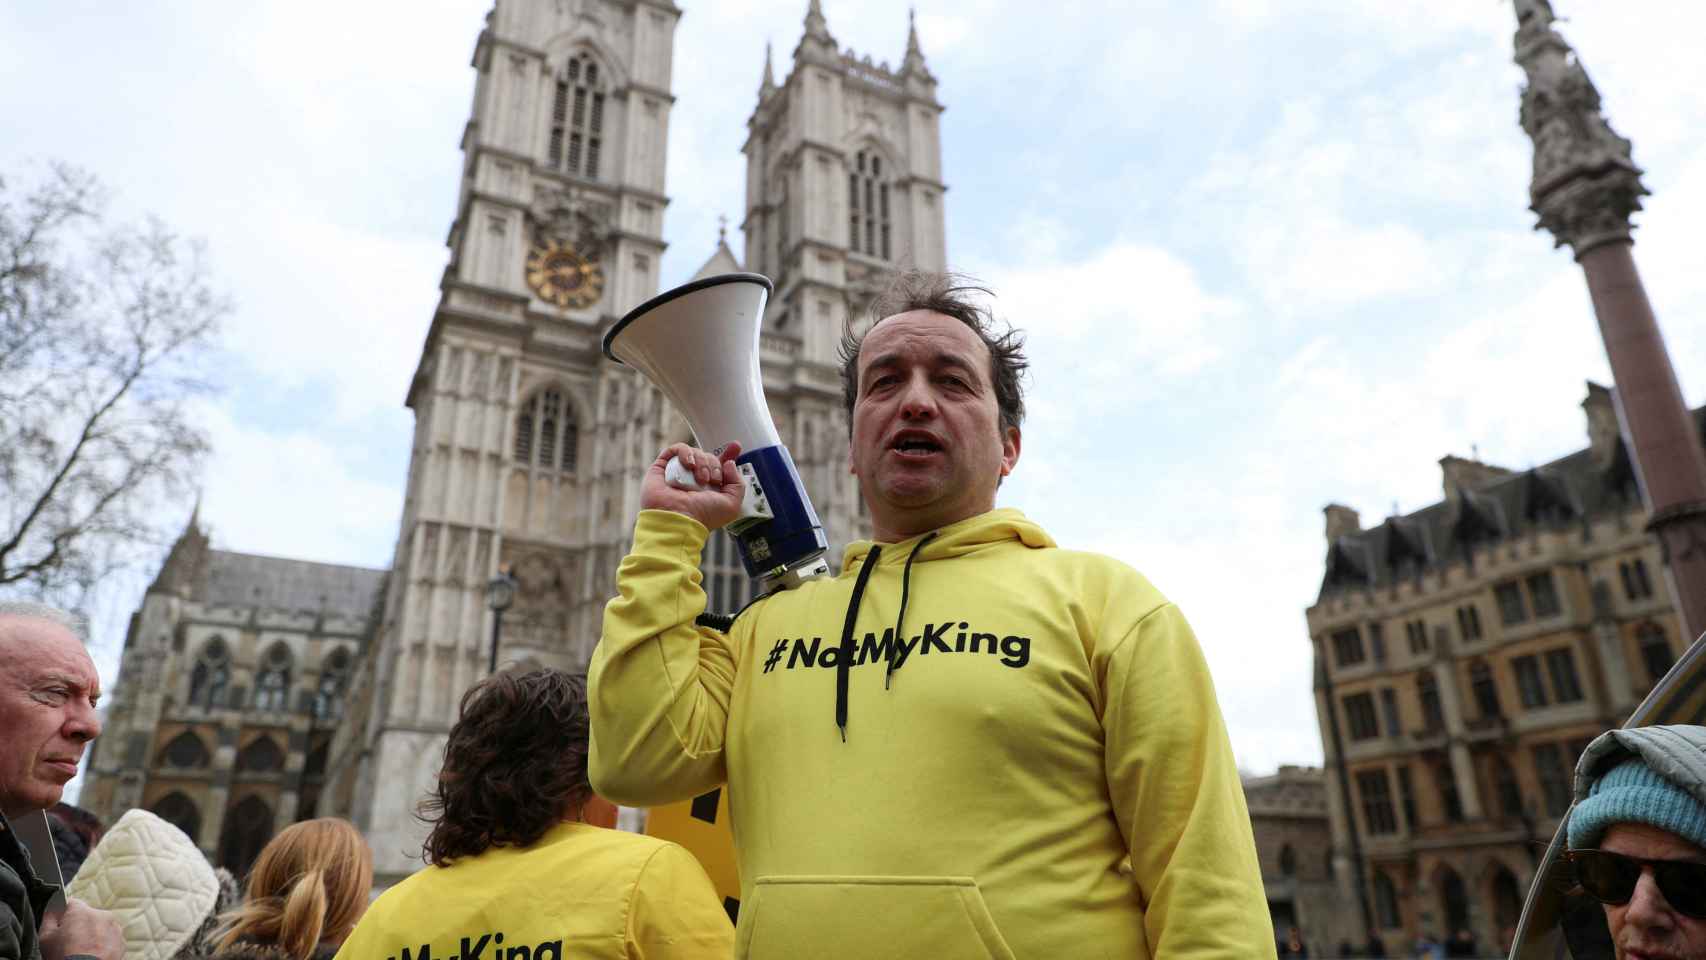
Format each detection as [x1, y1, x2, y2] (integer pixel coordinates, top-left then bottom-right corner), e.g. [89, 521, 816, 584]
[1566, 849, 1706, 919]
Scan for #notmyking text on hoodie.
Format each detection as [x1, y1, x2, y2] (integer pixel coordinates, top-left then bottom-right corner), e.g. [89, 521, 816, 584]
[759, 622, 1031, 674]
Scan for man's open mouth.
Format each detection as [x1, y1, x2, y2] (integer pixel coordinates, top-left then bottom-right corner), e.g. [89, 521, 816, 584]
[890, 432, 943, 457]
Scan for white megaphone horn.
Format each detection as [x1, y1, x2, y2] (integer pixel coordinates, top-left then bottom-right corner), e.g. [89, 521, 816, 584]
[603, 273, 831, 590]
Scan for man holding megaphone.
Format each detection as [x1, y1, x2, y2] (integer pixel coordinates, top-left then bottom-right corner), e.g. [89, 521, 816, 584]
[590, 271, 1272, 959]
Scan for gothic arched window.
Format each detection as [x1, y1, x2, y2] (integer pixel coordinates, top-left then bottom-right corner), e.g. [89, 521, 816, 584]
[304, 738, 330, 778]
[236, 736, 284, 773]
[849, 149, 892, 260]
[313, 648, 350, 723]
[150, 792, 202, 844]
[549, 53, 607, 180]
[188, 637, 230, 710]
[252, 642, 293, 712]
[513, 388, 579, 472]
[158, 731, 211, 769]
[218, 794, 274, 876]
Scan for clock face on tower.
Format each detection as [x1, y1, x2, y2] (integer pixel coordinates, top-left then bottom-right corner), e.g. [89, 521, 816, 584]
[526, 238, 605, 309]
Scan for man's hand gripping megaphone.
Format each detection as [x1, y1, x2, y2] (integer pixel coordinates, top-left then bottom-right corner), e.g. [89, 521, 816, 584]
[642, 441, 749, 531]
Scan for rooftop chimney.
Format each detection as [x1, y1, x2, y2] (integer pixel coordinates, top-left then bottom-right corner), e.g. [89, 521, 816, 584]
[1324, 503, 1362, 542]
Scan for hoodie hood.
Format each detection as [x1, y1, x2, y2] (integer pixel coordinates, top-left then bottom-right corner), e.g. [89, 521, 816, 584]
[839, 508, 1055, 574]
[1572, 724, 1706, 809]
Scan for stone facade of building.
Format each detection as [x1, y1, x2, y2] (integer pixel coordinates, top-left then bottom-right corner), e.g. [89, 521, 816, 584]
[1307, 383, 1702, 951]
[87, 0, 946, 888]
[1244, 766, 1357, 954]
[80, 511, 387, 877]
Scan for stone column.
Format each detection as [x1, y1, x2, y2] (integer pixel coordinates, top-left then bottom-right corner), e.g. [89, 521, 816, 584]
[1579, 245, 1706, 639]
[1512, 0, 1706, 641]
[1431, 659, 1485, 821]
[1592, 616, 1637, 715]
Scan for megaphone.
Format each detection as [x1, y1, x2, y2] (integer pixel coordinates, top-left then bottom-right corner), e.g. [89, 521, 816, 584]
[603, 273, 831, 590]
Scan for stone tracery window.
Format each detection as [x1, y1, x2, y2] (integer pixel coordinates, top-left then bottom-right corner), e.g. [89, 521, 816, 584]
[150, 792, 201, 844]
[236, 736, 284, 773]
[252, 642, 293, 712]
[848, 149, 892, 260]
[549, 53, 607, 180]
[513, 388, 579, 472]
[188, 637, 230, 710]
[158, 731, 211, 769]
[219, 794, 274, 876]
[313, 648, 350, 722]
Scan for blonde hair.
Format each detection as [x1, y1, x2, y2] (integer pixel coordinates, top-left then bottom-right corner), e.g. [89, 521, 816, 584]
[215, 818, 373, 960]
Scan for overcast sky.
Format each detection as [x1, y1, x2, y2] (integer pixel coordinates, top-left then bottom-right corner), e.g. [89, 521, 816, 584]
[5, 1, 1704, 782]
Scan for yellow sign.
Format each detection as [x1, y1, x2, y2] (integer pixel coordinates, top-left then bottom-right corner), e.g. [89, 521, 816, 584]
[645, 788, 741, 920]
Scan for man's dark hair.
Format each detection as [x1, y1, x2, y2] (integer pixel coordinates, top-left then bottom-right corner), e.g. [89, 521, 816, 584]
[418, 668, 592, 865]
[837, 270, 1028, 435]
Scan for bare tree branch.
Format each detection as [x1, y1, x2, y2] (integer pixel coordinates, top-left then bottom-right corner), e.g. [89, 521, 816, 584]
[0, 162, 226, 605]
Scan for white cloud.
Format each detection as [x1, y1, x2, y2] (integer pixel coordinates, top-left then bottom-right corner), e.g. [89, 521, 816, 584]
[199, 404, 406, 568]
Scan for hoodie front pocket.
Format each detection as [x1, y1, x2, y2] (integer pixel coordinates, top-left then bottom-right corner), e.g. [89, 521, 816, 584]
[736, 875, 1016, 960]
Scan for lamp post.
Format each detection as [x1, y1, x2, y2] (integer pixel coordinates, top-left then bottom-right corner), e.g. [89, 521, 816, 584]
[485, 568, 517, 675]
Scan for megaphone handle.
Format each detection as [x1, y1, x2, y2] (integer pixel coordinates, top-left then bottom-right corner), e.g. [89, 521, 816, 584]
[664, 456, 706, 491]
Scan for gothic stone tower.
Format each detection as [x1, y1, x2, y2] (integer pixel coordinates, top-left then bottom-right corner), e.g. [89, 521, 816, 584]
[728, 2, 948, 583]
[323, 0, 683, 884]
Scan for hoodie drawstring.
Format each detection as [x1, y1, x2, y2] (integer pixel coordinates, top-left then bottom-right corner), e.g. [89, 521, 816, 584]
[884, 532, 936, 690]
[835, 546, 883, 741]
[834, 532, 938, 741]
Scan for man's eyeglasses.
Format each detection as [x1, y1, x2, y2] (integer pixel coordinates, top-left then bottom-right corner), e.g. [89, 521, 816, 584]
[1565, 849, 1706, 919]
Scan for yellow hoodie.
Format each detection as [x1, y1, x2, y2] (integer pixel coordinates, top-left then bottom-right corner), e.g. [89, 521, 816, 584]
[332, 822, 733, 960]
[591, 508, 1274, 959]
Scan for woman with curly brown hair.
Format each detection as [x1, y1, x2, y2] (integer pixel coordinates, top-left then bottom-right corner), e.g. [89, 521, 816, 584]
[333, 668, 731, 960]
[212, 817, 373, 960]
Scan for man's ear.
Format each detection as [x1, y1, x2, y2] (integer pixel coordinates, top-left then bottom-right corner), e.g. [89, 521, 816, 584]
[999, 425, 1021, 477]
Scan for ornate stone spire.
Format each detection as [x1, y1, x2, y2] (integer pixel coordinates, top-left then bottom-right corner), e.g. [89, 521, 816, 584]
[759, 40, 777, 97]
[804, 0, 834, 46]
[1513, 0, 1648, 257]
[900, 7, 930, 78]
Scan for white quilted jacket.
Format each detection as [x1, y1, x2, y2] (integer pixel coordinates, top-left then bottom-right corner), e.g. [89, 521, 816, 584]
[67, 809, 220, 960]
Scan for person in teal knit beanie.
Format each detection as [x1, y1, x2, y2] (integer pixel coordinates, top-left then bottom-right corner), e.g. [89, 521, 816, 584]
[1566, 725, 1706, 960]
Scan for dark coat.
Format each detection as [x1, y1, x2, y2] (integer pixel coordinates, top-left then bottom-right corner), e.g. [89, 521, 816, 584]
[0, 813, 59, 960]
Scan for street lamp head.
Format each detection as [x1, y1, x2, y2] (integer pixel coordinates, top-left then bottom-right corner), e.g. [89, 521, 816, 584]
[486, 569, 517, 613]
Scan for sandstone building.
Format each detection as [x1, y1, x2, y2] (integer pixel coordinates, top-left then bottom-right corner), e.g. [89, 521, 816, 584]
[1243, 766, 1353, 953]
[1307, 384, 1702, 949]
[84, 0, 946, 884]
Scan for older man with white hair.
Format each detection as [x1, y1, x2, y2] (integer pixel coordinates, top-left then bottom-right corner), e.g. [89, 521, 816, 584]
[0, 602, 124, 960]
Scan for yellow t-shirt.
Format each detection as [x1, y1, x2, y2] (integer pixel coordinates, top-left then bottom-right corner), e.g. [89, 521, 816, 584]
[334, 822, 733, 960]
